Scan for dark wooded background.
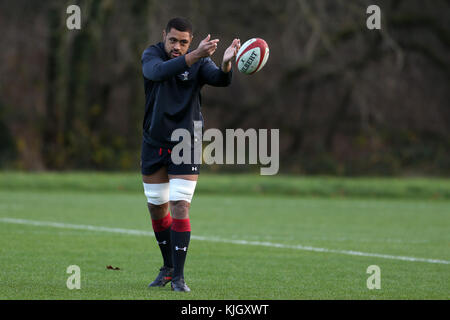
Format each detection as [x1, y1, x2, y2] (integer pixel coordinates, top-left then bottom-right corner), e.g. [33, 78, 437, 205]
[0, 0, 448, 175]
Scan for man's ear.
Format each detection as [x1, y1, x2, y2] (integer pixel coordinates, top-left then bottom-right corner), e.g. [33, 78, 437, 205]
[162, 30, 166, 41]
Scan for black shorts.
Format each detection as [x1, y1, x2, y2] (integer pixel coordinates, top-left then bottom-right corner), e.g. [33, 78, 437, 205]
[141, 140, 200, 176]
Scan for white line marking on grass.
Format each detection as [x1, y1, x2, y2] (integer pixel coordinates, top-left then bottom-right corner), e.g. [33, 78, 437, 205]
[1, 217, 449, 265]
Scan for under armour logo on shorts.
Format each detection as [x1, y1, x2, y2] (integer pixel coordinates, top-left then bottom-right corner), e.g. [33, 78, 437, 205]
[192, 166, 198, 172]
[157, 240, 167, 245]
[175, 246, 187, 252]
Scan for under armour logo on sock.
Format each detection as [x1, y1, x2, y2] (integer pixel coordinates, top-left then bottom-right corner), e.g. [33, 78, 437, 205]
[157, 240, 167, 245]
[175, 246, 187, 252]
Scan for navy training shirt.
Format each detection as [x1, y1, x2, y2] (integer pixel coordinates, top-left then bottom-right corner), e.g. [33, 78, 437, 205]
[141, 42, 232, 148]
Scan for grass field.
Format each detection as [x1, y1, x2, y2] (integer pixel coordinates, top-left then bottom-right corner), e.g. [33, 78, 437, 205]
[0, 173, 449, 300]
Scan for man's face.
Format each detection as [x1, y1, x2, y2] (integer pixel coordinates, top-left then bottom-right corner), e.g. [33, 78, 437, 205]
[163, 28, 192, 59]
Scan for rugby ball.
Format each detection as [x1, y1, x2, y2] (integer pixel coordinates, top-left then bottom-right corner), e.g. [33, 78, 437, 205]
[236, 38, 270, 75]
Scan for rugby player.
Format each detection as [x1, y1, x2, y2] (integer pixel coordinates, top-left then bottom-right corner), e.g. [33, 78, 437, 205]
[141, 17, 240, 292]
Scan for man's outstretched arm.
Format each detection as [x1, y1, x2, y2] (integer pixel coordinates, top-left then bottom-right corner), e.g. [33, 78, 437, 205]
[200, 38, 240, 87]
[185, 34, 220, 67]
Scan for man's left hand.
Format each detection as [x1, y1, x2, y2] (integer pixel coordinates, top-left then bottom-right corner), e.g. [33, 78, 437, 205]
[222, 38, 241, 73]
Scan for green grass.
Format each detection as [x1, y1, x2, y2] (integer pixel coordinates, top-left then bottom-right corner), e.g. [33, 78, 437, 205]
[0, 171, 449, 199]
[0, 172, 449, 299]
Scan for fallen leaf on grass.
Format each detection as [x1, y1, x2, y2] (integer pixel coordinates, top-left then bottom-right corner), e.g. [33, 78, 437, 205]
[106, 265, 121, 270]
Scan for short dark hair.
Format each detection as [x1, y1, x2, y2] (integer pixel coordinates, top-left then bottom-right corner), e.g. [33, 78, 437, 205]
[165, 17, 193, 35]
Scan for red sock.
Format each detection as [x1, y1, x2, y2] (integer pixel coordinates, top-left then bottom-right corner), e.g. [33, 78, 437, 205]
[171, 218, 191, 232]
[151, 213, 172, 232]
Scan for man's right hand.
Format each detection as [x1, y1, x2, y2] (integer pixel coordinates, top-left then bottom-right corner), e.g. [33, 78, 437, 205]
[185, 34, 219, 67]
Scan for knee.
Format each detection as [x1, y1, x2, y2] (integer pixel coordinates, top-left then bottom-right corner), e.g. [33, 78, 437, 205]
[170, 200, 190, 219]
[168, 179, 197, 203]
[143, 182, 170, 220]
[143, 182, 169, 205]
[147, 202, 168, 213]
[168, 179, 197, 219]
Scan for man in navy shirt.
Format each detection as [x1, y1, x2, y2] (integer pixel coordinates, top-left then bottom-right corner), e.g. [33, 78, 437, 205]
[141, 17, 240, 292]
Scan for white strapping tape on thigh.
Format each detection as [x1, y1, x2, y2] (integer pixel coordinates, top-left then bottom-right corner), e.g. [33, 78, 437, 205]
[143, 182, 170, 205]
[169, 179, 197, 203]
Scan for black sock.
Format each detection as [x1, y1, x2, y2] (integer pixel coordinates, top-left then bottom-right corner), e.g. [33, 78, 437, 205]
[171, 230, 191, 280]
[151, 214, 173, 268]
[154, 228, 173, 268]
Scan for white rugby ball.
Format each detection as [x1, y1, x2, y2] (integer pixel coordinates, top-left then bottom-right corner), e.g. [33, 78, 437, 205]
[236, 38, 270, 75]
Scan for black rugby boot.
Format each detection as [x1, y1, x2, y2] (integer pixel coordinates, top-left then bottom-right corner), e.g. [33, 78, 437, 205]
[171, 276, 191, 292]
[148, 266, 173, 287]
